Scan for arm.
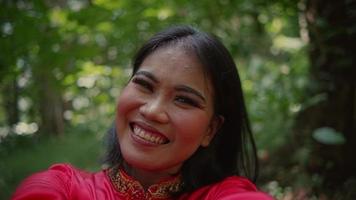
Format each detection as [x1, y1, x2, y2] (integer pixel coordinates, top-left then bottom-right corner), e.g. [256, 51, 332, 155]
[11, 164, 73, 200]
[182, 176, 274, 200]
[213, 177, 274, 200]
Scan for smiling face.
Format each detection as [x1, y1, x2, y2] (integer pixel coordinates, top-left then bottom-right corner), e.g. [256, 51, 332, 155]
[116, 45, 220, 175]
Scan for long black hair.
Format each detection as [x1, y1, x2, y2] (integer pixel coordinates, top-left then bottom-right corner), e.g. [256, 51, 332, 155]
[104, 25, 258, 193]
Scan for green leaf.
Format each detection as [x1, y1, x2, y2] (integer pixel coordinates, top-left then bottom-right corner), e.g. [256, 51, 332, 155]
[312, 127, 346, 145]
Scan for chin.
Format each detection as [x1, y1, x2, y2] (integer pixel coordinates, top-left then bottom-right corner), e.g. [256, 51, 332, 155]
[123, 154, 180, 173]
[122, 152, 158, 170]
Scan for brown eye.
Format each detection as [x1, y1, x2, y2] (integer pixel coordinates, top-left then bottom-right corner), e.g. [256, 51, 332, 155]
[132, 77, 153, 92]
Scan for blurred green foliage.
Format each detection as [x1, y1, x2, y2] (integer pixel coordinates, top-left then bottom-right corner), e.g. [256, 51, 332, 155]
[0, 125, 103, 198]
[0, 0, 311, 199]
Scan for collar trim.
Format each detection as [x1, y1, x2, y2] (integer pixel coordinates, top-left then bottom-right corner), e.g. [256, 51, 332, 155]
[107, 166, 182, 199]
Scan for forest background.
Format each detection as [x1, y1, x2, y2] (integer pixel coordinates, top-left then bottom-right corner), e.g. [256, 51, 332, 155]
[1, 0, 355, 199]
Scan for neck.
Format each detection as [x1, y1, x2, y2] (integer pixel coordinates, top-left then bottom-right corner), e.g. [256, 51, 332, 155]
[122, 162, 181, 190]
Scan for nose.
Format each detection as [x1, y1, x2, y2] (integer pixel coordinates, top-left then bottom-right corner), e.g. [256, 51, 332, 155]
[139, 97, 169, 124]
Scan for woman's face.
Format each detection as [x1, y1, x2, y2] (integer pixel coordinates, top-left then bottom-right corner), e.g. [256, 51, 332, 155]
[116, 46, 219, 174]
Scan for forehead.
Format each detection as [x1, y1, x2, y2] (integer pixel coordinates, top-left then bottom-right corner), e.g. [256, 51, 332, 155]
[139, 45, 214, 95]
[140, 46, 207, 80]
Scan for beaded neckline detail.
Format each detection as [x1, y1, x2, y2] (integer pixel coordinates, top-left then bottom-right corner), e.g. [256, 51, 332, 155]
[107, 166, 182, 199]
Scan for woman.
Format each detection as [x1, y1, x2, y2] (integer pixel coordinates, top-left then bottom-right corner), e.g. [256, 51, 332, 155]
[12, 26, 273, 200]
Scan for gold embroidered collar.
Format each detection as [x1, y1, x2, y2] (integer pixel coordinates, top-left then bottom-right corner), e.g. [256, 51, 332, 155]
[107, 166, 182, 199]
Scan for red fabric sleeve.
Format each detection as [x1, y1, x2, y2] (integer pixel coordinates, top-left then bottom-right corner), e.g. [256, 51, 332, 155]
[11, 164, 74, 200]
[180, 176, 274, 200]
[217, 192, 275, 200]
[11, 165, 274, 200]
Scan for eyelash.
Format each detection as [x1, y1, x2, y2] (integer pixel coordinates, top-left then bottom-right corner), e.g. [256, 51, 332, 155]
[132, 77, 201, 108]
[132, 77, 153, 91]
[175, 96, 200, 107]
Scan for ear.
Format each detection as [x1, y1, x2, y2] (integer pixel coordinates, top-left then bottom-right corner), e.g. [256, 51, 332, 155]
[201, 115, 224, 147]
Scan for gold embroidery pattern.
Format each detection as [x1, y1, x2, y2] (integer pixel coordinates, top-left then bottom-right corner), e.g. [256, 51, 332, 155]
[107, 166, 182, 200]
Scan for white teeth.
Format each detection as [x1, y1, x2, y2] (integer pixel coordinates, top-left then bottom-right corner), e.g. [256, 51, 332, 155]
[133, 125, 165, 144]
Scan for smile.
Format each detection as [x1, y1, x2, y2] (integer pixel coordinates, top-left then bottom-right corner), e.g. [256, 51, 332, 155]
[132, 124, 168, 145]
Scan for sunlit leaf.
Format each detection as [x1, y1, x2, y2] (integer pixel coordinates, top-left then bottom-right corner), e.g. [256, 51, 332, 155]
[312, 127, 346, 145]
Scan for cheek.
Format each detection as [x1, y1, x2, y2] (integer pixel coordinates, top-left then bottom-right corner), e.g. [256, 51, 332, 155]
[116, 95, 129, 118]
[115, 87, 139, 128]
[116, 86, 140, 114]
[172, 111, 211, 142]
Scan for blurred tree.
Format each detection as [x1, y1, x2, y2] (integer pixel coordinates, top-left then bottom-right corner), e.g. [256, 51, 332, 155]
[0, 0, 66, 135]
[2, 80, 19, 126]
[293, 0, 356, 197]
[0, 0, 305, 138]
[0, 1, 22, 128]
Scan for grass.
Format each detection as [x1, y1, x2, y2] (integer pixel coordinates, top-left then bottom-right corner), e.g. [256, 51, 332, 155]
[0, 126, 104, 199]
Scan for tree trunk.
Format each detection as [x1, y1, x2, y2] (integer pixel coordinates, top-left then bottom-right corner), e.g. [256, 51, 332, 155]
[295, 0, 356, 196]
[2, 78, 19, 127]
[33, 68, 64, 136]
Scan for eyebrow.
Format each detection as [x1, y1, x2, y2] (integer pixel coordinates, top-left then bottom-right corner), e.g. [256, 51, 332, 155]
[135, 70, 206, 103]
[134, 70, 159, 83]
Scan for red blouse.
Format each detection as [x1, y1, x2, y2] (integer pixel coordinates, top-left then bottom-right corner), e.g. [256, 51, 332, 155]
[11, 163, 273, 200]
